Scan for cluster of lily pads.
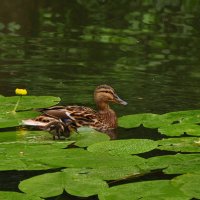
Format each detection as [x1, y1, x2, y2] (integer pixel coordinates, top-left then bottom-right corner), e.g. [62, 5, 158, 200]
[0, 95, 200, 200]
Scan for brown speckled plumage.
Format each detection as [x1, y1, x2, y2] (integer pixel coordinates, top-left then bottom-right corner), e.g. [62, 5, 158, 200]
[23, 85, 127, 139]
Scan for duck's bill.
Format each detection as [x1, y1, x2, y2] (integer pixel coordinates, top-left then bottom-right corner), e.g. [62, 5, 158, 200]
[114, 95, 128, 105]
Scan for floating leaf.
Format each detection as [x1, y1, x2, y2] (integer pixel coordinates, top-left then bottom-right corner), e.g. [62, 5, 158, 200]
[157, 137, 200, 152]
[88, 139, 158, 155]
[172, 173, 200, 199]
[158, 123, 200, 136]
[147, 153, 200, 174]
[0, 96, 60, 112]
[0, 142, 73, 170]
[63, 166, 145, 182]
[19, 171, 108, 198]
[38, 148, 146, 169]
[0, 95, 60, 128]
[119, 110, 200, 137]
[0, 111, 39, 128]
[69, 127, 110, 147]
[98, 180, 189, 200]
[0, 191, 42, 200]
[118, 113, 160, 128]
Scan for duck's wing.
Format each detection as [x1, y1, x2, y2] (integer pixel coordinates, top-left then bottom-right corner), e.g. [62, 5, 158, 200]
[23, 105, 98, 127]
[63, 106, 99, 127]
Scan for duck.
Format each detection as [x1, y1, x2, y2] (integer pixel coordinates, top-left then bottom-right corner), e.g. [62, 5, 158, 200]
[22, 85, 127, 139]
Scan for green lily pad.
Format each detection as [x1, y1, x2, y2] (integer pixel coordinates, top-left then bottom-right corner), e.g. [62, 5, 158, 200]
[147, 153, 200, 174]
[69, 127, 110, 147]
[158, 123, 200, 136]
[88, 139, 158, 155]
[0, 96, 60, 112]
[98, 180, 189, 200]
[157, 137, 200, 152]
[118, 110, 200, 135]
[19, 171, 108, 198]
[118, 113, 160, 128]
[172, 173, 200, 199]
[0, 191, 42, 200]
[37, 148, 146, 169]
[0, 95, 60, 128]
[62, 166, 146, 182]
[0, 141, 73, 170]
[0, 110, 39, 128]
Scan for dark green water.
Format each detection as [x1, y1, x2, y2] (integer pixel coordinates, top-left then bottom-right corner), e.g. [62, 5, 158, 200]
[1, 0, 200, 199]
[1, 0, 200, 117]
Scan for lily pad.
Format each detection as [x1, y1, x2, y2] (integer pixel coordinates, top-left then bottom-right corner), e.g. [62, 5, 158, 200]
[0, 96, 60, 112]
[69, 127, 110, 147]
[158, 123, 200, 136]
[0, 141, 73, 170]
[19, 165, 149, 198]
[98, 180, 189, 200]
[0, 191, 42, 200]
[157, 137, 200, 152]
[147, 153, 200, 174]
[62, 166, 146, 182]
[37, 148, 146, 169]
[118, 113, 160, 128]
[172, 173, 200, 199]
[118, 110, 200, 135]
[0, 95, 60, 128]
[19, 171, 108, 198]
[0, 110, 39, 128]
[88, 139, 158, 155]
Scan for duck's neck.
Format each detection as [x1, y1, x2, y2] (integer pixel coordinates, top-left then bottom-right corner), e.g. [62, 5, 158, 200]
[97, 101, 110, 111]
[96, 101, 117, 128]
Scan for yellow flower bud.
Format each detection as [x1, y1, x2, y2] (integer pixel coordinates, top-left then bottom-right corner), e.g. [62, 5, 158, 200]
[15, 88, 27, 95]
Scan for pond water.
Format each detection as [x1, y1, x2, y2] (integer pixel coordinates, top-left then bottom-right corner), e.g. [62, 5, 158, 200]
[0, 0, 200, 199]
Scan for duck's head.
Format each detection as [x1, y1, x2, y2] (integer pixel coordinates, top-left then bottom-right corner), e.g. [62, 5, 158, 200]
[94, 85, 127, 106]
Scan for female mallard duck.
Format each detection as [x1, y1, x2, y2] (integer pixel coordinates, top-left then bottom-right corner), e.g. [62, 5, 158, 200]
[23, 85, 127, 139]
